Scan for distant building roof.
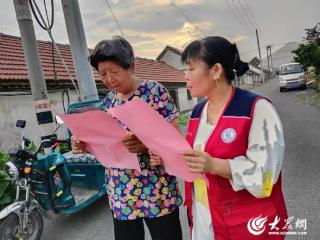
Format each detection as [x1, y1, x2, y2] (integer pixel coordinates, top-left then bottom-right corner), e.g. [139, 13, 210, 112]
[0, 33, 186, 88]
[156, 45, 183, 61]
[249, 57, 260, 67]
[134, 57, 185, 83]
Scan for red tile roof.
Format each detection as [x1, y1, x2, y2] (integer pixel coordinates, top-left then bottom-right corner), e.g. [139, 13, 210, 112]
[0, 33, 186, 85]
[134, 57, 185, 83]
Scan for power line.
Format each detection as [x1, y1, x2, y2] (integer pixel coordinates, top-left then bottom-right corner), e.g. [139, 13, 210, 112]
[243, 0, 267, 44]
[240, 48, 258, 55]
[225, 0, 255, 40]
[238, 0, 256, 31]
[105, 0, 125, 37]
[29, 0, 80, 99]
[271, 55, 294, 61]
[231, 0, 255, 37]
[240, 41, 301, 56]
[244, 0, 260, 30]
[170, 2, 207, 37]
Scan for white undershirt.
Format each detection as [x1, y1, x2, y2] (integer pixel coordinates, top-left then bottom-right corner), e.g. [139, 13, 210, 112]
[192, 102, 215, 240]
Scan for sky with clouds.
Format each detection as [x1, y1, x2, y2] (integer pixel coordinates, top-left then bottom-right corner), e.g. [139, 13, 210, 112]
[1, 0, 319, 61]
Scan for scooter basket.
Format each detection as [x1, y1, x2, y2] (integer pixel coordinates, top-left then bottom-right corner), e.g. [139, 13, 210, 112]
[31, 152, 75, 211]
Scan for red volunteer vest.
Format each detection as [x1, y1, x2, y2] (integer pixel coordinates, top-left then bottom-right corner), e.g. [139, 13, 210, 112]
[185, 87, 288, 240]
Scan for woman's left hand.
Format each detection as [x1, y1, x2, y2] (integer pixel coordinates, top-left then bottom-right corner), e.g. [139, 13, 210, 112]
[122, 132, 147, 154]
[149, 151, 163, 169]
[183, 149, 215, 174]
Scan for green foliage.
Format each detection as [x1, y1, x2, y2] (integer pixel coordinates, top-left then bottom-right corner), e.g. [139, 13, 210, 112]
[178, 113, 191, 127]
[0, 152, 9, 169]
[59, 143, 71, 154]
[304, 23, 320, 44]
[293, 43, 320, 71]
[0, 152, 15, 210]
[293, 23, 320, 92]
[26, 141, 37, 154]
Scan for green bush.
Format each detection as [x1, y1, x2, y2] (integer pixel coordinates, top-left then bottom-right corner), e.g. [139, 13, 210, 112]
[59, 142, 71, 154]
[26, 142, 37, 154]
[178, 113, 191, 127]
[0, 152, 15, 210]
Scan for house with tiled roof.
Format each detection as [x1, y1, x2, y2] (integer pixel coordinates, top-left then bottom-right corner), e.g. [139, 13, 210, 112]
[0, 33, 194, 150]
[0, 33, 186, 91]
[156, 45, 197, 110]
[157, 44, 261, 86]
[156, 45, 185, 71]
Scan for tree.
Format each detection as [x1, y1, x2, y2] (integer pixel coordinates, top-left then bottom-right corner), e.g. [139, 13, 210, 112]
[304, 23, 320, 44]
[293, 43, 320, 71]
[293, 23, 320, 92]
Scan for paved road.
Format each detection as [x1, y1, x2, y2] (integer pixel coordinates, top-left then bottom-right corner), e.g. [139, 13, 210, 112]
[41, 79, 320, 239]
[253, 79, 320, 239]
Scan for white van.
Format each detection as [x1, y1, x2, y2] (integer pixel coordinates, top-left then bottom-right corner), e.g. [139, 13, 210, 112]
[278, 63, 306, 92]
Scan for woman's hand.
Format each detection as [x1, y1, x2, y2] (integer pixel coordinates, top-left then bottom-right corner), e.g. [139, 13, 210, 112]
[183, 150, 232, 178]
[122, 132, 147, 154]
[183, 149, 215, 174]
[71, 136, 88, 154]
[149, 151, 163, 169]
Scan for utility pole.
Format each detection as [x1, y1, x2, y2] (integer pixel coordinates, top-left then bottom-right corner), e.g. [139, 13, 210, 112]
[266, 45, 274, 78]
[13, 0, 55, 149]
[266, 45, 271, 72]
[61, 0, 98, 101]
[269, 45, 274, 72]
[255, 28, 264, 83]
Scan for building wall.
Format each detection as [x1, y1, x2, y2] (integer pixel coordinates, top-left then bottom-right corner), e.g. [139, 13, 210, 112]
[241, 74, 254, 84]
[177, 87, 197, 113]
[158, 52, 195, 112]
[0, 94, 195, 153]
[240, 71, 261, 85]
[163, 83, 195, 113]
[0, 91, 79, 151]
[160, 51, 185, 70]
[0, 86, 196, 152]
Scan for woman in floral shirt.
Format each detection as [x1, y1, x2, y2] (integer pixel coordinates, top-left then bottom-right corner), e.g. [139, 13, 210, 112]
[71, 36, 183, 240]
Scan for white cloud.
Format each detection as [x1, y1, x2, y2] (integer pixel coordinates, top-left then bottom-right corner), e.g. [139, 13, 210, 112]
[133, 0, 203, 7]
[122, 20, 214, 58]
[230, 35, 248, 43]
[0, 0, 319, 61]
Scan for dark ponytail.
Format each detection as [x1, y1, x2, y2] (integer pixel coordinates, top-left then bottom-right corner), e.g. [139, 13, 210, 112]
[182, 36, 249, 84]
[232, 44, 249, 77]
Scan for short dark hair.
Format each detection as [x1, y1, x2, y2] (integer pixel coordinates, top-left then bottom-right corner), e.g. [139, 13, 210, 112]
[181, 36, 249, 83]
[89, 36, 134, 71]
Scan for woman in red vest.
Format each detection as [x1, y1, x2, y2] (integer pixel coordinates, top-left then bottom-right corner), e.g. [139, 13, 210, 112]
[151, 36, 288, 239]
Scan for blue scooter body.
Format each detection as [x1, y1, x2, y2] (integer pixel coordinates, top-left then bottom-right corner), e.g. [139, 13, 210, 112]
[31, 99, 108, 215]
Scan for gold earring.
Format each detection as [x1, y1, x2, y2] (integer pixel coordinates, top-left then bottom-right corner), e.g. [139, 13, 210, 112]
[213, 77, 219, 89]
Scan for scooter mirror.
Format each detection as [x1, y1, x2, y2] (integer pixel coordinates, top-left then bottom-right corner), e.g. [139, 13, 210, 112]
[16, 120, 26, 128]
[55, 115, 64, 125]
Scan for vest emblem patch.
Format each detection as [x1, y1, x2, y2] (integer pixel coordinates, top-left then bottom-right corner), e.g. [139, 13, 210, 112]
[221, 128, 237, 143]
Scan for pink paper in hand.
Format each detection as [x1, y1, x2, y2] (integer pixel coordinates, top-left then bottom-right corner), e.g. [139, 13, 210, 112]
[58, 110, 140, 171]
[108, 98, 203, 182]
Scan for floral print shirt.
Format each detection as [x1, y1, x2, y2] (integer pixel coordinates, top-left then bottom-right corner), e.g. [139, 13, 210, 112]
[99, 80, 183, 220]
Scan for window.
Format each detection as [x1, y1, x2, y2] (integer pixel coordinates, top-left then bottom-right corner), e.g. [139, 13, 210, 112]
[280, 64, 303, 75]
[187, 89, 192, 100]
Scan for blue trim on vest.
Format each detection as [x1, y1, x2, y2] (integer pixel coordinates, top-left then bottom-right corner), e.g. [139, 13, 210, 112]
[224, 87, 259, 117]
[190, 99, 207, 119]
[190, 88, 260, 119]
